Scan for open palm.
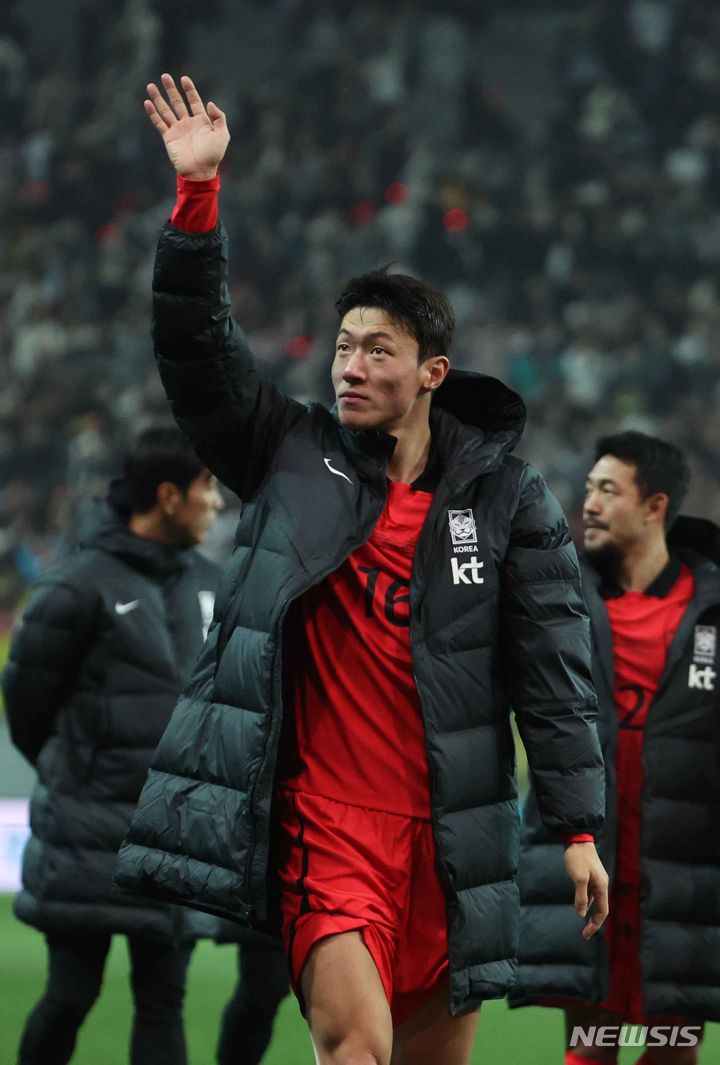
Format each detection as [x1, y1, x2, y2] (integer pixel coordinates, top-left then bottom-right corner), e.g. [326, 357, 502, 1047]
[144, 74, 230, 180]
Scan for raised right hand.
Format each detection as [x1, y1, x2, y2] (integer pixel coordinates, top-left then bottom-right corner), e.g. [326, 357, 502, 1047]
[144, 73, 230, 180]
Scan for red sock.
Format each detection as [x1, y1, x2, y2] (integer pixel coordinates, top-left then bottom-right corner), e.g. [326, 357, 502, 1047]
[565, 1053, 612, 1065]
[634, 1056, 652, 1064]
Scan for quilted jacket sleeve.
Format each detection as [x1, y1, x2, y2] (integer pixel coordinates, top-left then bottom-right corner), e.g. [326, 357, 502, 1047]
[2, 580, 97, 765]
[152, 222, 307, 500]
[499, 464, 605, 834]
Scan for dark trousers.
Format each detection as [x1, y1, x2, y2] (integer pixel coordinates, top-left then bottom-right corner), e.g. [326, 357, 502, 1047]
[217, 944, 290, 1065]
[18, 930, 193, 1065]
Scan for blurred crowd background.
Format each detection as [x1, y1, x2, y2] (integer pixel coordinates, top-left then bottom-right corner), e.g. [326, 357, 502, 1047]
[1, 0, 719, 611]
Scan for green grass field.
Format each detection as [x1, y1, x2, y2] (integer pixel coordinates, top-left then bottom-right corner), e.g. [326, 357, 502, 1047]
[1, 897, 717, 1064]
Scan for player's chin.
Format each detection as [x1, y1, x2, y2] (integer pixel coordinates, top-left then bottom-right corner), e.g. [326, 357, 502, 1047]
[584, 535, 623, 571]
[583, 528, 607, 552]
[337, 408, 378, 429]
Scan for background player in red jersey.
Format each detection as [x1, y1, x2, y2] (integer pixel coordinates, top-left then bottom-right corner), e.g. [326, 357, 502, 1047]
[116, 74, 609, 1065]
[513, 431, 720, 1065]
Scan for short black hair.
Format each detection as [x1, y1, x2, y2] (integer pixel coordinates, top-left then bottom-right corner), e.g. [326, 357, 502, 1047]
[334, 266, 454, 363]
[594, 430, 690, 528]
[124, 426, 205, 514]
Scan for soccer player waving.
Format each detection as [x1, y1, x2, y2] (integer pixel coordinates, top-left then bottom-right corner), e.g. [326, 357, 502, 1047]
[116, 75, 608, 1065]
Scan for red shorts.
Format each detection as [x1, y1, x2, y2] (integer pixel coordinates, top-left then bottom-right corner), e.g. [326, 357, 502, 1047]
[275, 790, 449, 1026]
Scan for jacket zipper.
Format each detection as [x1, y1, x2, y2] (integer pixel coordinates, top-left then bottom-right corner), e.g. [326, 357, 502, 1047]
[408, 482, 458, 900]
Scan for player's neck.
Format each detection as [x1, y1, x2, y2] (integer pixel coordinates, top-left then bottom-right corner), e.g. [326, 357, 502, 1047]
[386, 422, 432, 485]
[617, 535, 670, 592]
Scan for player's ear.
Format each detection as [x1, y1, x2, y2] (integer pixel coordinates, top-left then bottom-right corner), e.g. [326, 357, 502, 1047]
[645, 492, 669, 527]
[157, 480, 182, 517]
[424, 355, 450, 392]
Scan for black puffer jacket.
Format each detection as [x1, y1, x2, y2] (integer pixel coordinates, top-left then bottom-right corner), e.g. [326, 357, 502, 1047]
[3, 497, 219, 940]
[115, 222, 604, 1014]
[512, 517, 720, 1021]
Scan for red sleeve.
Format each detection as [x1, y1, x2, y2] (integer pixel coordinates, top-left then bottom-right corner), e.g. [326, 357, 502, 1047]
[561, 833, 595, 846]
[170, 173, 220, 233]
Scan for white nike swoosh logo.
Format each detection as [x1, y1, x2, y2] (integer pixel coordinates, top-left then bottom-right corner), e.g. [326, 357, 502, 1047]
[324, 458, 353, 484]
[115, 600, 141, 615]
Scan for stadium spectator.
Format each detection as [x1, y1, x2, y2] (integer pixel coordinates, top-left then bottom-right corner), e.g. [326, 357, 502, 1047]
[512, 431, 720, 1065]
[3, 426, 223, 1065]
[2, 3, 720, 603]
[115, 74, 607, 1065]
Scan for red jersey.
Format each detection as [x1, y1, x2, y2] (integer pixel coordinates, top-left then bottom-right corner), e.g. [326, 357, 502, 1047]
[277, 481, 433, 819]
[606, 560, 695, 885]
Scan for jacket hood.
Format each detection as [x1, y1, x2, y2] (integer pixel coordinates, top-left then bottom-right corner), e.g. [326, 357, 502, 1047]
[668, 515, 720, 567]
[433, 369, 527, 439]
[75, 479, 188, 577]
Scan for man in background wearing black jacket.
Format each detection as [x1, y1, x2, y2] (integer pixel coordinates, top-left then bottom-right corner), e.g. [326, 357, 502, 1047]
[513, 432, 720, 1065]
[4, 427, 222, 1065]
